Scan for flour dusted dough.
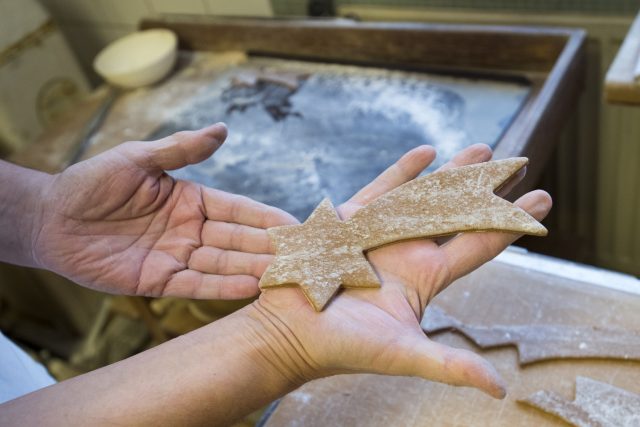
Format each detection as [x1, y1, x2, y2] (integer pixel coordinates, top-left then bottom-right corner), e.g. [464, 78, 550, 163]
[520, 377, 640, 427]
[259, 158, 546, 311]
[423, 305, 640, 364]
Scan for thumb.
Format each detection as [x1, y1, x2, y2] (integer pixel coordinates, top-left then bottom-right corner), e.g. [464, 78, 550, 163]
[387, 333, 506, 399]
[127, 122, 228, 171]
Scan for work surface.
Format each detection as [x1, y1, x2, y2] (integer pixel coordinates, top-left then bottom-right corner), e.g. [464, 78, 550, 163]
[156, 57, 528, 220]
[16, 51, 530, 220]
[263, 250, 640, 426]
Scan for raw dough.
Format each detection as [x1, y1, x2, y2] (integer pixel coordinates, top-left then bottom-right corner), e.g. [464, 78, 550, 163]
[259, 158, 546, 311]
[423, 305, 640, 364]
[520, 377, 640, 427]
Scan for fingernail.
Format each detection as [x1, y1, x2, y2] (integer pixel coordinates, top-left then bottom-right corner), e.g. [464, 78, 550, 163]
[495, 383, 507, 399]
[469, 143, 492, 162]
[209, 122, 228, 142]
[492, 375, 507, 399]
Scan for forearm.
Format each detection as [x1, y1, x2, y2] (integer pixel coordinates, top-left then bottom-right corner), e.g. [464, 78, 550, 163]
[0, 160, 51, 268]
[0, 303, 303, 427]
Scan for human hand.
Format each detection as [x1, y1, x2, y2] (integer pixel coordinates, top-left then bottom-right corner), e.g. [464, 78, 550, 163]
[33, 123, 296, 299]
[0, 142, 550, 427]
[248, 144, 551, 398]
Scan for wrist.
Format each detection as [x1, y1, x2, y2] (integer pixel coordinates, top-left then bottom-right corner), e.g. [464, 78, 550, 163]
[0, 160, 54, 268]
[27, 172, 57, 269]
[165, 303, 316, 424]
[240, 299, 320, 388]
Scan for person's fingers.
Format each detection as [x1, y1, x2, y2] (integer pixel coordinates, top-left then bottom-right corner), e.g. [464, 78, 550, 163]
[339, 146, 436, 218]
[440, 189, 552, 289]
[124, 123, 228, 171]
[341, 144, 494, 220]
[203, 188, 298, 228]
[201, 221, 273, 254]
[435, 143, 493, 172]
[164, 269, 260, 299]
[188, 246, 273, 278]
[349, 143, 491, 213]
[386, 332, 506, 399]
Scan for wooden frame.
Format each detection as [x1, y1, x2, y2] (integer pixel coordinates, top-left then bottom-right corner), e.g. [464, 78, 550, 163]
[605, 11, 640, 105]
[141, 16, 586, 195]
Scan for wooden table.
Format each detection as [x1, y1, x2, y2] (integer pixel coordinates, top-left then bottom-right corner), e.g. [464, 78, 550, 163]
[261, 249, 640, 427]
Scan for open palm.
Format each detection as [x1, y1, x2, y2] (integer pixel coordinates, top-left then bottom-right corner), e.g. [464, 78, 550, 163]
[34, 124, 296, 299]
[254, 144, 551, 398]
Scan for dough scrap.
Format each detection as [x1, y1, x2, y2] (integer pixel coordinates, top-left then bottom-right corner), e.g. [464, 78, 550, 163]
[520, 377, 640, 427]
[423, 305, 640, 364]
[259, 158, 546, 311]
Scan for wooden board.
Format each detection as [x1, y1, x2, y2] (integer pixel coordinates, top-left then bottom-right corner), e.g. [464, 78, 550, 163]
[148, 57, 530, 220]
[262, 252, 640, 427]
[605, 11, 640, 105]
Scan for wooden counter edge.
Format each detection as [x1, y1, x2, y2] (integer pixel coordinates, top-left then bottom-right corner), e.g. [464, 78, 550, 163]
[605, 11, 640, 105]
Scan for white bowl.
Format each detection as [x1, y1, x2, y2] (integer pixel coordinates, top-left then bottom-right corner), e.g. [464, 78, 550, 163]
[93, 29, 177, 89]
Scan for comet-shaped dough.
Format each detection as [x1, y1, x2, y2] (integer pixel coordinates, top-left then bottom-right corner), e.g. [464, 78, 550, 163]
[259, 158, 547, 311]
